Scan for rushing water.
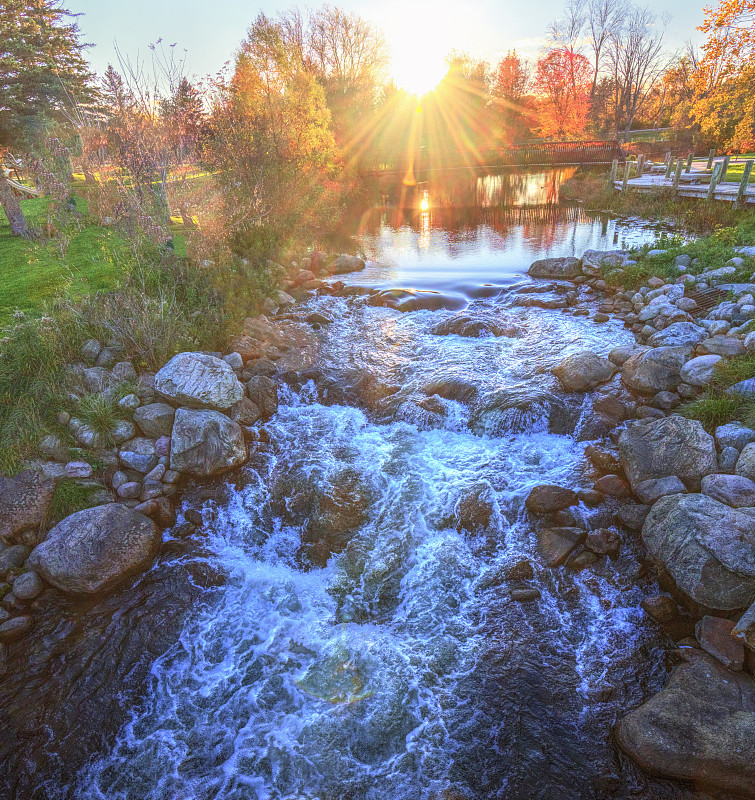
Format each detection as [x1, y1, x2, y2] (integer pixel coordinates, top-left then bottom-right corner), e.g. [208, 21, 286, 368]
[1, 170, 693, 799]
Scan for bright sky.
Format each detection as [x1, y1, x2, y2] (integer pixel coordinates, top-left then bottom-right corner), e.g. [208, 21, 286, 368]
[67, 0, 703, 93]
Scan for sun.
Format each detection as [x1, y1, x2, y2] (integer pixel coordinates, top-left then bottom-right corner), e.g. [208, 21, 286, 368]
[392, 50, 447, 97]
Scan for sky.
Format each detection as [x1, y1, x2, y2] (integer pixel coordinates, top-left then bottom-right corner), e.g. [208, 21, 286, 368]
[66, 0, 703, 91]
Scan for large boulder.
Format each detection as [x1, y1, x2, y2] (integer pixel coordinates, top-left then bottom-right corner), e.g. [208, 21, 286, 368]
[27, 504, 160, 594]
[0, 470, 55, 542]
[615, 656, 755, 798]
[527, 256, 581, 279]
[155, 352, 244, 410]
[642, 493, 755, 609]
[647, 322, 708, 349]
[553, 351, 616, 392]
[618, 416, 717, 492]
[330, 254, 366, 274]
[621, 346, 691, 395]
[580, 249, 629, 277]
[170, 409, 247, 477]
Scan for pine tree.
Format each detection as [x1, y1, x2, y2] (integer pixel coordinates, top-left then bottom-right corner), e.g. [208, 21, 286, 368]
[0, 0, 94, 235]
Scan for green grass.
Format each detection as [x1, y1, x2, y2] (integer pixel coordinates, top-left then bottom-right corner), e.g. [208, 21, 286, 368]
[679, 354, 755, 431]
[47, 478, 103, 523]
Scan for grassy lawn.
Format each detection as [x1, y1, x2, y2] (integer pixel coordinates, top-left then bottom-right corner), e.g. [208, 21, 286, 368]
[0, 194, 188, 327]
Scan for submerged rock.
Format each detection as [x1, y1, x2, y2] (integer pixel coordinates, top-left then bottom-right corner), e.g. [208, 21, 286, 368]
[616, 656, 755, 798]
[525, 485, 577, 514]
[642, 493, 755, 610]
[28, 504, 160, 594]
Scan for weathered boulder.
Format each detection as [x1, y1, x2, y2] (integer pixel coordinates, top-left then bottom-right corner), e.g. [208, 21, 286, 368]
[580, 249, 629, 277]
[615, 656, 755, 798]
[618, 416, 717, 492]
[622, 346, 691, 395]
[679, 354, 722, 387]
[642, 493, 755, 609]
[553, 351, 616, 392]
[0, 470, 55, 542]
[244, 376, 279, 418]
[27, 504, 160, 594]
[170, 409, 246, 477]
[155, 352, 244, 410]
[133, 403, 175, 438]
[527, 256, 581, 279]
[701, 473, 755, 508]
[647, 322, 707, 349]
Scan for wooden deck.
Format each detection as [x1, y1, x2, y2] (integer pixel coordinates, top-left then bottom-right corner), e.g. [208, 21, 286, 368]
[615, 158, 755, 204]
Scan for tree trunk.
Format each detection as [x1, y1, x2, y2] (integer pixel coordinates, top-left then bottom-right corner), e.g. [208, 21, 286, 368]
[0, 170, 29, 237]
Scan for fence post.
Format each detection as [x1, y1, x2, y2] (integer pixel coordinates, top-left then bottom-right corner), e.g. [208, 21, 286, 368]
[706, 161, 724, 201]
[686, 153, 694, 173]
[637, 154, 645, 176]
[609, 159, 618, 185]
[665, 158, 674, 179]
[736, 160, 754, 207]
[673, 160, 683, 190]
[706, 149, 716, 170]
[664, 151, 671, 166]
[622, 160, 632, 190]
[721, 154, 731, 182]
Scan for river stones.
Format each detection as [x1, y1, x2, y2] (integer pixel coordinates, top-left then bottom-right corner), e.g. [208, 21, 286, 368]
[155, 352, 244, 410]
[701, 473, 755, 508]
[118, 438, 158, 474]
[170, 409, 246, 476]
[431, 314, 511, 338]
[525, 485, 577, 514]
[621, 346, 691, 395]
[618, 416, 717, 492]
[716, 422, 755, 451]
[642, 493, 755, 610]
[0, 470, 55, 542]
[133, 403, 175, 438]
[244, 376, 279, 418]
[698, 335, 746, 358]
[330, 254, 366, 274]
[538, 527, 584, 567]
[615, 656, 755, 798]
[679, 355, 721, 387]
[553, 351, 616, 392]
[27, 504, 160, 594]
[527, 256, 581, 279]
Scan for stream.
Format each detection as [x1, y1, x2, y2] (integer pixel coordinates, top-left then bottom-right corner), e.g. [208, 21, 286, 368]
[0, 169, 697, 799]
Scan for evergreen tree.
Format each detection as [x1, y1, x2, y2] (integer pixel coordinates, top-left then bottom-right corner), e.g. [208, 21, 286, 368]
[0, 0, 94, 235]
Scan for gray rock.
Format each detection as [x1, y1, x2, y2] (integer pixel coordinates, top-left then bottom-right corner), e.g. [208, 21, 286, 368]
[222, 352, 244, 371]
[622, 346, 691, 395]
[170, 409, 246, 477]
[118, 393, 140, 412]
[733, 602, 755, 649]
[615, 656, 755, 798]
[228, 397, 262, 426]
[111, 361, 137, 383]
[81, 366, 112, 393]
[745, 331, 755, 352]
[647, 322, 707, 348]
[133, 403, 175, 438]
[119, 438, 158, 474]
[111, 470, 128, 490]
[727, 378, 755, 399]
[702, 265, 737, 284]
[716, 422, 755, 451]
[39, 434, 69, 462]
[68, 418, 102, 449]
[634, 476, 687, 505]
[720, 446, 740, 473]
[81, 339, 102, 363]
[28, 504, 160, 594]
[116, 481, 142, 500]
[11, 571, 43, 600]
[696, 615, 744, 670]
[0, 616, 32, 641]
[527, 256, 581, 279]
[111, 420, 135, 445]
[580, 249, 629, 277]
[618, 416, 717, 492]
[735, 443, 755, 482]
[0, 470, 55, 541]
[702, 473, 755, 508]
[538, 527, 584, 567]
[679, 354, 722, 387]
[642, 493, 755, 609]
[245, 376, 279, 418]
[0, 545, 29, 573]
[155, 352, 244, 410]
[698, 335, 746, 357]
[553, 351, 616, 392]
[64, 461, 92, 479]
[609, 345, 649, 366]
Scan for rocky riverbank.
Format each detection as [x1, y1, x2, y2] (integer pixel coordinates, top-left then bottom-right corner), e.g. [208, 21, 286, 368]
[0, 251, 366, 661]
[525, 247, 755, 798]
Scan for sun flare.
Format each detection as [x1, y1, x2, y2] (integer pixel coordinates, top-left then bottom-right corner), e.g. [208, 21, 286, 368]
[392, 52, 447, 97]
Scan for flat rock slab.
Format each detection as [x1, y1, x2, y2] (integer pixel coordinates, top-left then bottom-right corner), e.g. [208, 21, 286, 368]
[155, 352, 244, 410]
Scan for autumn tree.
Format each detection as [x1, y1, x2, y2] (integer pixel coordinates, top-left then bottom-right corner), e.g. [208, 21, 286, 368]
[490, 51, 534, 142]
[692, 0, 755, 150]
[534, 48, 591, 138]
[0, 0, 93, 235]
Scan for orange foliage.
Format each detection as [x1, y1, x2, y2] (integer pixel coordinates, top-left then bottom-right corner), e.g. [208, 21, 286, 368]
[534, 48, 591, 138]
